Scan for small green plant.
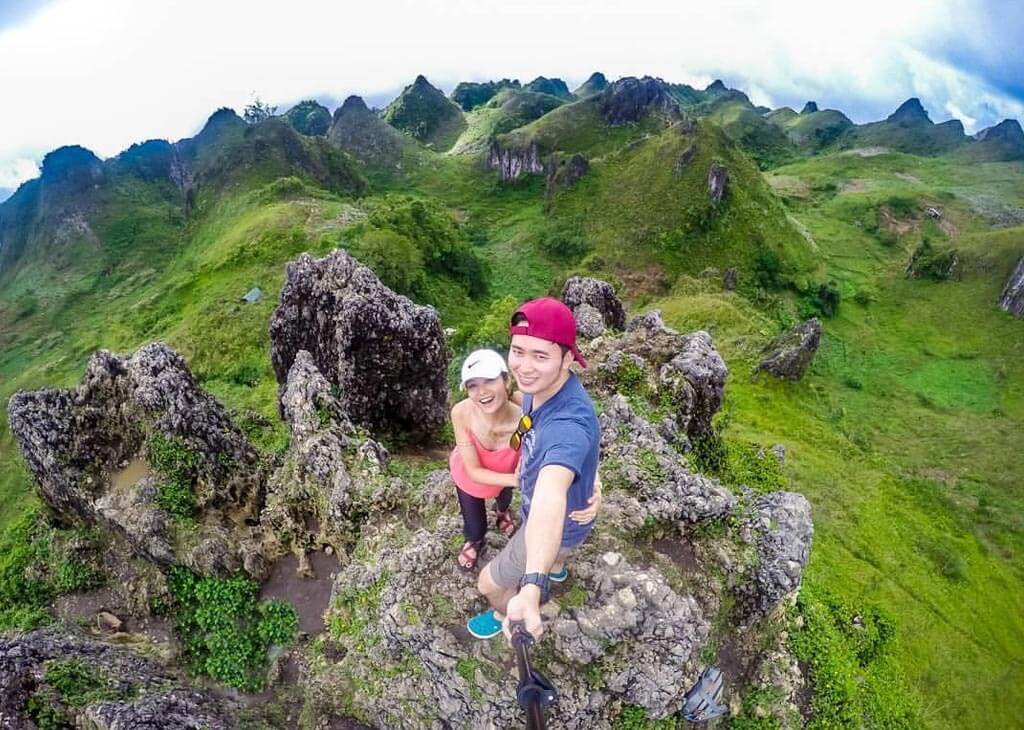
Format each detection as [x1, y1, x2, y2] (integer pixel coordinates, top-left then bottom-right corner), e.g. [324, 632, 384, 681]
[148, 433, 199, 520]
[614, 704, 679, 729]
[456, 657, 482, 699]
[167, 567, 298, 691]
[691, 434, 785, 494]
[26, 658, 121, 729]
[329, 574, 387, 651]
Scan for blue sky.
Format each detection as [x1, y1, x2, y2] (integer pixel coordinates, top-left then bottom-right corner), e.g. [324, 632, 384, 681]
[0, 0, 1022, 195]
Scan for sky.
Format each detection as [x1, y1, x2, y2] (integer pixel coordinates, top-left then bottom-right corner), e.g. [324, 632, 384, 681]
[1, 0, 1022, 196]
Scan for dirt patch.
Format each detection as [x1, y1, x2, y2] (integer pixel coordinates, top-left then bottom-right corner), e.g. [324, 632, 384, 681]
[879, 207, 917, 236]
[652, 537, 700, 575]
[839, 179, 868, 193]
[766, 174, 811, 199]
[53, 587, 176, 647]
[109, 457, 150, 492]
[894, 172, 922, 185]
[715, 636, 748, 686]
[260, 551, 340, 634]
[842, 146, 889, 157]
[446, 621, 477, 647]
[616, 265, 672, 299]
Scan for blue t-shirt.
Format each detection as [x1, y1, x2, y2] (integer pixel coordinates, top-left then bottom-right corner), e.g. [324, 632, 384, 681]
[519, 372, 601, 548]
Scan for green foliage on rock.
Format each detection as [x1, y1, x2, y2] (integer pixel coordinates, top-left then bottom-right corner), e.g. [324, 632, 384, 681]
[148, 433, 199, 520]
[0, 509, 103, 631]
[167, 567, 298, 691]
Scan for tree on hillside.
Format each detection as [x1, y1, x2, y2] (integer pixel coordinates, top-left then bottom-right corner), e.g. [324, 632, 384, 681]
[244, 96, 277, 124]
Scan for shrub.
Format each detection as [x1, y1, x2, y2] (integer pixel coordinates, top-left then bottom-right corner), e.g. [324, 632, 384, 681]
[801, 280, 841, 318]
[752, 248, 785, 289]
[167, 567, 298, 691]
[537, 223, 591, 261]
[352, 229, 425, 295]
[906, 239, 958, 281]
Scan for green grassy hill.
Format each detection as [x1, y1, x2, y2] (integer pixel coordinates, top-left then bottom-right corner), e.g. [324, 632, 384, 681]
[2, 72, 1023, 729]
[383, 75, 467, 151]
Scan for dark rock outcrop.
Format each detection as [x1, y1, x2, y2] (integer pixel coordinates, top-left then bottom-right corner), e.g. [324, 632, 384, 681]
[269, 250, 448, 442]
[8, 343, 267, 578]
[800, 101, 819, 114]
[545, 153, 589, 197]
[673, 145, 695, 176]
[759, 318, 822, 381]
[285, 99, 332, 136]
[598, 76, 681, 125]
[523, 76, 573, 99]
[561, 276, 626, 331]
[888, 97, 931, 125]
[0, 626, 235, 728]
[972, 119, 1024, 161]
[999, 257, 1024, 317]
[573, 71, 609, 98]
[327, 95, 404, 167]
[573, 303, 607, 339]
[487, 141, 544, 180]
[707, 163, 728, 205]
[658, 331, 728, 441]
[739, 492, 814, 618]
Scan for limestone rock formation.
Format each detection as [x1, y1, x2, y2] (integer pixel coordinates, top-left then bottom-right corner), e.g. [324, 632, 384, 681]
[1000, 257, 1024, 317]
[561, 276, 627, 331]
[269, 249, 449, 442]
[523, 76, 573, 99]
[8, 343, 266, 578]
[262, 350, 390, 553]
[583, 311, 727, 447]
[599, 395, 735, 527]
[740, 492, 814, 618]
[309, 511, 710, 727]
[598, 76, 681, 125]
[284, 99, 332, 137]
[801, 101, 819, 114]
[327, 95, 403, 167]
[0, 626, 235, 728]
[545, 153, 589, 197]
[573, 71, 609, 98]
[673, 144, 695, 176]
[487, 140, 544, 180]
[972, 119, 1024, 161]
[708, 163, 728, 205]
[759, 318, 822, 381]
[888, 97, 931, 125]
[573, 302, 607, 339]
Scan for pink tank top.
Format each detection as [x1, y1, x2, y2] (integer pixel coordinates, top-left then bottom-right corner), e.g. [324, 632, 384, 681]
[449, 430, 520, 499]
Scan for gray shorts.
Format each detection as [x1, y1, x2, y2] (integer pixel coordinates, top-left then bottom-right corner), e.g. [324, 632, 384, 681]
[488, 526, 575, 590]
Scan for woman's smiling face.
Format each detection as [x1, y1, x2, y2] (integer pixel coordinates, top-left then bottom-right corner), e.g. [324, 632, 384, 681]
[464, 376, 508, 414]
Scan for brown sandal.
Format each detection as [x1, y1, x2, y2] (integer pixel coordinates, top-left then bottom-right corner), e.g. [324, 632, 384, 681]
[458, 540, 482, 571]
[495, 510, 516, 537]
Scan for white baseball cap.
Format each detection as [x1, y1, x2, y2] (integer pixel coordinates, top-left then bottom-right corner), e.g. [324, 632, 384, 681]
[460, 349, 509, 389]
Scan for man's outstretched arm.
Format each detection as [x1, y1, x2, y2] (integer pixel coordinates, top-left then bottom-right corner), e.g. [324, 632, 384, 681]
[503, 464, 574, 639]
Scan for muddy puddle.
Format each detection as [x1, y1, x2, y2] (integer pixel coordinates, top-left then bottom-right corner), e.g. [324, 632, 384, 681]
[652, 536, 700, 575]
[260, 551, 340, 634]
[53, 587, 175, 646]
[109, 457, 151, 491]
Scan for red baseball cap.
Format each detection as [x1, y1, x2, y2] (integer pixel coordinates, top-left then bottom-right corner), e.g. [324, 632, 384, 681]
[509, 297, 587, 368]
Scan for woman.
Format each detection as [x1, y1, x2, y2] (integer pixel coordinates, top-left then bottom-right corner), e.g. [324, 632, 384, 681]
[450, 348, 601, 571]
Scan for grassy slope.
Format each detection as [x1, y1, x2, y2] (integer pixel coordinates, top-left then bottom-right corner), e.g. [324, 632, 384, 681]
[654, 152, 1024, 728]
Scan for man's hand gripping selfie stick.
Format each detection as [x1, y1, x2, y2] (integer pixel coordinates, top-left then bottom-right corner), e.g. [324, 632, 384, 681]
[509, 620, 557, 729]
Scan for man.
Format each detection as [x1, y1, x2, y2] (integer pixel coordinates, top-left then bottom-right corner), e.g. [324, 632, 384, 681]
[466, 297, 601, 640]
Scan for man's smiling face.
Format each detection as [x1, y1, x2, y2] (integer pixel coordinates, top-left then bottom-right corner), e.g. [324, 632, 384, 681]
[508, 333, 570, 396]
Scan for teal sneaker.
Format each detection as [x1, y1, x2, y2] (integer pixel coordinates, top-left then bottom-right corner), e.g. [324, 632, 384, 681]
[467, 609, 502, 639]
[549, 567, 568, 583]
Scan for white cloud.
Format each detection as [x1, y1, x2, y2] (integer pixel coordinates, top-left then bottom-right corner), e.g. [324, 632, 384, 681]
[0, 0, 1021, 188]
[0, 157, 39, 189]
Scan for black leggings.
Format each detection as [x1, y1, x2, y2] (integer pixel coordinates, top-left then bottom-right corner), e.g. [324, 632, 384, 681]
[457, 487, 513, 544]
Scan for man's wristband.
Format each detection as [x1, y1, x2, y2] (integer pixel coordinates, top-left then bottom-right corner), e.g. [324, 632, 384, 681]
[519, 572, 551, 604]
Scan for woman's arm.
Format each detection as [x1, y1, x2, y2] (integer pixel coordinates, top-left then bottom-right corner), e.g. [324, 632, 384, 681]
[452, 406, 519, 488]
[568, 470, 603, 524]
